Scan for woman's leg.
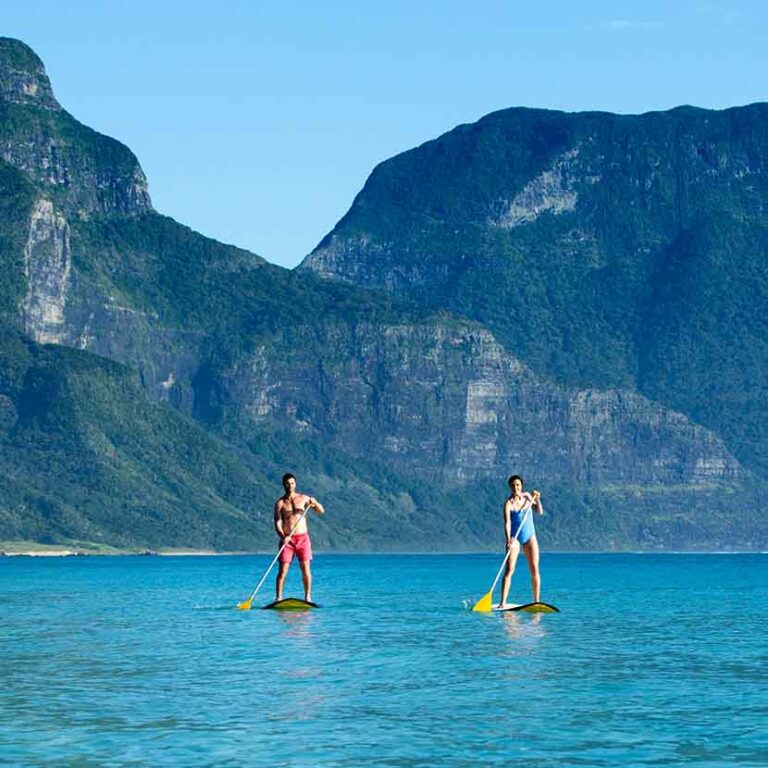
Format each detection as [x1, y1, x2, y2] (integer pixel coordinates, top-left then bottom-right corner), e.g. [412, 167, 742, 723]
[500, 539, 521, 607]
[523, 537, 541, 602]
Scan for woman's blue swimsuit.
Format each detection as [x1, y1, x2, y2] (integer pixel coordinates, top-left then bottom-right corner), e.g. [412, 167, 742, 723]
[510, 503, 536, 545]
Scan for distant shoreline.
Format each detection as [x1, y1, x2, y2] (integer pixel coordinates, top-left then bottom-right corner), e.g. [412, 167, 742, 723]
[0, 549, 237, 557]
[0, 543, 248, 557]
[1, 543, 765, 557]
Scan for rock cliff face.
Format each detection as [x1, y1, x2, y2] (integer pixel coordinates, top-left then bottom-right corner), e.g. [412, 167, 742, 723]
[62, 288, 205, 406]
[1, 38, 191, 402]
[0, 38, 151, 218]
[489, 147, 592, 229]
[0, 38, 58, 110]
[15, 190, 196, 403]
[226, 319, 742, 488]
[22, 197, 71, 344]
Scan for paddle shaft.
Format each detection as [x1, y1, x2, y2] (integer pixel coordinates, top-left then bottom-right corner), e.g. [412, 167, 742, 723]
[487, 503, 533, 595]
[243, 505, 310, 604]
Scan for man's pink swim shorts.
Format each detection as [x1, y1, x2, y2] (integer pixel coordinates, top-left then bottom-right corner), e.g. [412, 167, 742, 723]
[279, 533, 313, 563]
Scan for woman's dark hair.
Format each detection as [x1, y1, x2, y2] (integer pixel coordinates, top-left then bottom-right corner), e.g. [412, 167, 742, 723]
[508, 474, 524, 488]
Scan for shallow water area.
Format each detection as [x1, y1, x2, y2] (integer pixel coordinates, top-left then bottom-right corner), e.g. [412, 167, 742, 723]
[1, 553, 766, 766]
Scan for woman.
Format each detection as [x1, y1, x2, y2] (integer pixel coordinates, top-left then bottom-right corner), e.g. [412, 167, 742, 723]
[500, 474, 544, 607]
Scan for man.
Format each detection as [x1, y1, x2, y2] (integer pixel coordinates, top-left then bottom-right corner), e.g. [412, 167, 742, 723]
[274, 473, 325, 602]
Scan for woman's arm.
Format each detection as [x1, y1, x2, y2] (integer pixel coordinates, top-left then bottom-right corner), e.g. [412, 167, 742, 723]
[503, 500, 513, 547]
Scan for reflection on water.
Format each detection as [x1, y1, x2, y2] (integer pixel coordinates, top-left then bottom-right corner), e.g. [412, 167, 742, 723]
[273, 608, 318, 640]
[501, 610, 545, 636]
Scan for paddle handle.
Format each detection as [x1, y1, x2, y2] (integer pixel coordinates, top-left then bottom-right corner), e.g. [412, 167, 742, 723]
[244, 504, 310, 604]
[488, 504, 532, 593]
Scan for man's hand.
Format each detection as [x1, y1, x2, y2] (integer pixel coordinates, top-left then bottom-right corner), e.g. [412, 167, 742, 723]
[307, 496, 325, 514]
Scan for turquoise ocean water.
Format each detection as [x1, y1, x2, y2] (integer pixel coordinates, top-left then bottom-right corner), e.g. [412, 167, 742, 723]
[1, 553, 766, 766]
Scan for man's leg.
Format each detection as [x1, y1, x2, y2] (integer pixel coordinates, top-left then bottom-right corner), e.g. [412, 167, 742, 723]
[500, 540, 520, 607]
[299, 560, 312, 602]
[276, 561, 290, 601]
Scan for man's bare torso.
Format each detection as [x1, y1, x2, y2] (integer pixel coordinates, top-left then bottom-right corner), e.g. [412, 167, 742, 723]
[275, 493, 311, 536]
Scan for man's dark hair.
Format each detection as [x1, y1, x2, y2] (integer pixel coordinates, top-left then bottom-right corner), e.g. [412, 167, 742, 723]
[282, 473, 296, 485]
[508, 474, 524, 488]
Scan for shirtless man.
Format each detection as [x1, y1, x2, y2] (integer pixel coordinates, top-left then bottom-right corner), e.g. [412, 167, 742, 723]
[274, 473, 325, 602]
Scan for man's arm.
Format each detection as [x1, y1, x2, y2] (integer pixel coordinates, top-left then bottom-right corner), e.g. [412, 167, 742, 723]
[274, 501, 285, 538]
[307, 496, 325, 515]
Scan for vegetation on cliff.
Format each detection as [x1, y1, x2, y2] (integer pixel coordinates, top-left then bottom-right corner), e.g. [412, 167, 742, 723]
[303, 105, 768, 478]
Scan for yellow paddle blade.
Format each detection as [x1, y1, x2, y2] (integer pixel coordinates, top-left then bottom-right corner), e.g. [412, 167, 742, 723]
[472, 591, 493, 612]
[236, 597, 253, 611]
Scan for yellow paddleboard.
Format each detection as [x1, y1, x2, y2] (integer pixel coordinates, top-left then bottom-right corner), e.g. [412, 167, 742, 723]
[493, 602, 559, 613]
[262, 598, 319, 611]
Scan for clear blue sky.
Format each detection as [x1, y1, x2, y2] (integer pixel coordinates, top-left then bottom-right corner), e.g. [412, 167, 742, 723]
[4, 2, 767, 267]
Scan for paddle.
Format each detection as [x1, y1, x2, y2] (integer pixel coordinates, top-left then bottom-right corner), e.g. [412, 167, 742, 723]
[472, 504, 532, 612]
[236, 503, 310, 611]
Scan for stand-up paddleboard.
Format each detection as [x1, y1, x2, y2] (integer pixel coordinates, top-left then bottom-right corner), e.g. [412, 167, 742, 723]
[493, 602, 559, 613]
[262, 597, 319, 611]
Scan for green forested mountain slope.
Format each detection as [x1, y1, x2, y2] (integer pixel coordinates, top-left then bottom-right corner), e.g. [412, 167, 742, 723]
[0, 159, 34, 321]
[0, 326, 480, 551]
[302, 104, 768, 476]
[0, 328, 272, 549]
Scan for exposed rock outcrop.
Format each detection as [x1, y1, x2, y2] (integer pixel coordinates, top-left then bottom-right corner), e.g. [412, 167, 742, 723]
[22, 197, 71, 344]
[227, 320, 743, 488]
[0, 38, 152, 217]
[490, 148, 588, 229]
[0, 37, 59, 111]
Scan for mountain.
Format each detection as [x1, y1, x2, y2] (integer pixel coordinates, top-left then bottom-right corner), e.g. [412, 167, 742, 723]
[301, 104, 768, 480]
[1, 38, 765, 551]
[0, 38, 448, 552]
